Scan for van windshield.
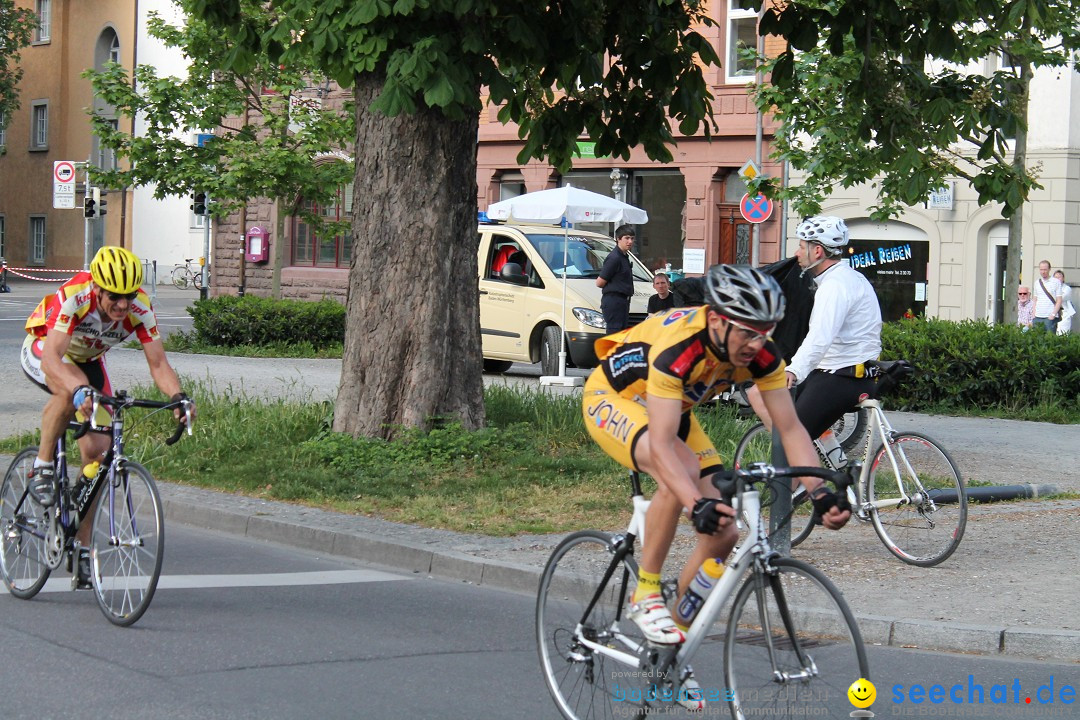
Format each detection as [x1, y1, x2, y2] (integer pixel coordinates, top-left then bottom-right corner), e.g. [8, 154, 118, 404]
[527, 233, 652, 281]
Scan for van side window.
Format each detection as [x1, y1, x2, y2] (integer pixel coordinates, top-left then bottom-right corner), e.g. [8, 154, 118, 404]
[490, 242, 521, 278]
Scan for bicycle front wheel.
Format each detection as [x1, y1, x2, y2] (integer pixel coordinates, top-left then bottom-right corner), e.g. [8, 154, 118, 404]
[733, 424, 816, 547]
[90, 461, 164, 626]
[725, 557, 869, 720]
[868, 431, 967, 567]
[170, 266, 190, 289]
[0, 448, 52, 599]
[832, 407, 870, 453]
[192, 268, 204, 290]
[536, 530, 648, 720]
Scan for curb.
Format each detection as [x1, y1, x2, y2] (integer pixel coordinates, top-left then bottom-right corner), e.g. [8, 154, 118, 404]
[159, 485, 1080, 665]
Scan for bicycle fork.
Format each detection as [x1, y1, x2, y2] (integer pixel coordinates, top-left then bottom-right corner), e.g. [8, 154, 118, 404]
[753, 567, 819, 685]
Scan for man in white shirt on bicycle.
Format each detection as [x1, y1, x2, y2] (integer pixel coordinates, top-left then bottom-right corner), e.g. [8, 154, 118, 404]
[748, 215, 882, 464]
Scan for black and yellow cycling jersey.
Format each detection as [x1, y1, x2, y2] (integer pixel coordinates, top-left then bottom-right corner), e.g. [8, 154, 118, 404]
[582, 306, 788, 472]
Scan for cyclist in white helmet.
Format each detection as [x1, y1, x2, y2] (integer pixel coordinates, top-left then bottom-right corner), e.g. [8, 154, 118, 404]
[747, 215, 882, 467]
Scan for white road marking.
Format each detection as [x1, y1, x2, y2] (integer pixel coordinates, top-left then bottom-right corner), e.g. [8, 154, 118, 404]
[10, 569, 411, 594]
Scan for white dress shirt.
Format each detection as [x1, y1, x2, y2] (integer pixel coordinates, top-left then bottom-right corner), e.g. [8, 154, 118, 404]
[787, 261, 883, 384]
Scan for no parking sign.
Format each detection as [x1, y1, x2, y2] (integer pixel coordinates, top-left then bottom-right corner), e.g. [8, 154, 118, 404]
[739, 193, 773, 224]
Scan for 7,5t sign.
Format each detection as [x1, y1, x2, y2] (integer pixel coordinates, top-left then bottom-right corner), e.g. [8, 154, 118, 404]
[53, 160, 77, 209]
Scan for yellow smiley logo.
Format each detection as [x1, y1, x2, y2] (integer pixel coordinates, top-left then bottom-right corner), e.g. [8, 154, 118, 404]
[848, 678, 876, 709]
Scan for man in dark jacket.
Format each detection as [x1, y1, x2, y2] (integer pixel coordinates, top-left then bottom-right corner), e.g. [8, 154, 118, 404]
[596, 224, 636, 332]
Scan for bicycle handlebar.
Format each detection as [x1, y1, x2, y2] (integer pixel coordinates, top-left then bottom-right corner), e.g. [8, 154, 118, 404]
[711, 463, 859, 513]
[73, 389, 193, 445]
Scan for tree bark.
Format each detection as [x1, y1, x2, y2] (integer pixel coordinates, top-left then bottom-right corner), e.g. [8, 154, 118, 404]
[1004, 26, 1032, 326]
[333, 71, 485, 438]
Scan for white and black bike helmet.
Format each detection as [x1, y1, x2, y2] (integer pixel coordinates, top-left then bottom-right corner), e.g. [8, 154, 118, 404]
[795, 215, 849, 255]
[703, 264, 785, 325]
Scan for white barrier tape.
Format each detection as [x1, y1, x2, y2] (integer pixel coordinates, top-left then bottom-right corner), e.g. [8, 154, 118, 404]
[6, 268, 72, 282]
[7, 266, 82, 273]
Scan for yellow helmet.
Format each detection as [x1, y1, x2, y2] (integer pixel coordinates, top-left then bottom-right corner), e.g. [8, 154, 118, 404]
[90, 246, 143, 294]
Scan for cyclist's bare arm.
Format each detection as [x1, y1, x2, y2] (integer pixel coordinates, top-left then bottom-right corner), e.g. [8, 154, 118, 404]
[761, 386, 850, 530]
[143, 340, 195, 422]
[40, 332, 84, 398]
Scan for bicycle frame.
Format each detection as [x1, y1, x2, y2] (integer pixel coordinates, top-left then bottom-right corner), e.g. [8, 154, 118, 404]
[570, 482, 769, 671]
[845, 398, 929, 516]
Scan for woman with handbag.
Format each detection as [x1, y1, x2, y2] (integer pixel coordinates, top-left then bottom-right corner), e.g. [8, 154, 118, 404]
[1054, 270, 1075, 336]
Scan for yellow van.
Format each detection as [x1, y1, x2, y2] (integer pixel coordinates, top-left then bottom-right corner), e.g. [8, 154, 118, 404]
[478, 219, 655, 374]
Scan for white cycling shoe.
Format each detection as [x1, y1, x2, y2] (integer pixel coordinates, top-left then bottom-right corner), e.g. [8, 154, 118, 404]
[627, 594, 686, 645]
[674, 666, 705, 711]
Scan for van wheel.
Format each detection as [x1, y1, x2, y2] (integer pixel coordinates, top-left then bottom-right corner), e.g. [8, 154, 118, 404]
[483, 359, 514, 374]
[540, 326, 564, 376]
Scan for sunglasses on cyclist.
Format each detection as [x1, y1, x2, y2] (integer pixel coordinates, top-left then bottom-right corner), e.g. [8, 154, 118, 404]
[721, 316, 776, 344]
[103, 290, 138, 302]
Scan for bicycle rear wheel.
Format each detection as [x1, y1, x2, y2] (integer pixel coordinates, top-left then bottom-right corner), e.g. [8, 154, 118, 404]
[725, 557, 869, 720]
[733, 424, 816, 547]
[0, 448, 52, 599]
[90, 461, 164, 626]
[170, 266, 190, 289]
[536, 530, 650, 720]
[868, 432, 966, 567]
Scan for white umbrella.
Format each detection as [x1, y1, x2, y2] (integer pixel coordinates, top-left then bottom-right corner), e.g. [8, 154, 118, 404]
[487, 186, 648, 384]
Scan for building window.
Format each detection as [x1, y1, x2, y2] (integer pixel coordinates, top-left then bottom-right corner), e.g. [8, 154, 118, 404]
[30, 101, 48, 150]
[290, 182, 353, 268]
[30, 217, 46, 264]
[35, 0, 50, 42]
[0, 215, 6, 258]
[0, 111, 6, 148]
[109, 33, 121, 63]
[726, 0, 758, 82]
[95, 118, 118, 171]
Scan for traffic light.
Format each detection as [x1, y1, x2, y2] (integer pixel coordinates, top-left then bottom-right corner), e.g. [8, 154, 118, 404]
[84, 191, 97, 218]
[94, 187, 107, 217]
[191, 191, 208, 216]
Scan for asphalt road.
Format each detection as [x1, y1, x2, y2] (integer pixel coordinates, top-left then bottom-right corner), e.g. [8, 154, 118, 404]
[1, 524, 1075, 719]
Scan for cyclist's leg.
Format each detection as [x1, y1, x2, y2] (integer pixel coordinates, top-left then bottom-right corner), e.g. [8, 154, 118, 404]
[792, 370, 876, 439]
[73, 359, 112, 549]
[21, 335, 76, 466]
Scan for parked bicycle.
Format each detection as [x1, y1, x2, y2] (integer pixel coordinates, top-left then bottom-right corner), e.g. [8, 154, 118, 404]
[536, 464, 868, 720]
[0, 389, 192, 626]
[733, 360, 967, 567]
[171, 258, 205, 290]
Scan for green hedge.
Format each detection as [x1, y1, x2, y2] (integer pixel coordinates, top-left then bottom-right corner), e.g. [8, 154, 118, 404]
[188, 295, 345, 347]
[881, 318, 1080, 413]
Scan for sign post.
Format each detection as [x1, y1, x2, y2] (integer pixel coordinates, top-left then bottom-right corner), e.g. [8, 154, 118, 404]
[53, 161, 76, 209]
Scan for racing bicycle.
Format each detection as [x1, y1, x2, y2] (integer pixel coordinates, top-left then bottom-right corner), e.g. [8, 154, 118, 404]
[733, 360, 967, 567]
[0, 389, 192, 625]
[536, 464, 868, 719]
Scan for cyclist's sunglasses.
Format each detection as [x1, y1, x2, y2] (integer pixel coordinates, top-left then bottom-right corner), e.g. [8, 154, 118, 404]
[721, 316, 776, 344]
[103, 289, 138, 302]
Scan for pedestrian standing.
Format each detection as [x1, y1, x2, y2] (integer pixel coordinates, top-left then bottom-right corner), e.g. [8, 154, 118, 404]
[596, 225, 636, 333]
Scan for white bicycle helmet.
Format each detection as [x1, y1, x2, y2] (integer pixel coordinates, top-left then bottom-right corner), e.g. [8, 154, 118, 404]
[795, 215, 849, 255]
[703, 264, 785, 324]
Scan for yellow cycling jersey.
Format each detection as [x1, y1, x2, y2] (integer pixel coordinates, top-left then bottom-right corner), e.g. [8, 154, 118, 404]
[586, 306, 788, 411]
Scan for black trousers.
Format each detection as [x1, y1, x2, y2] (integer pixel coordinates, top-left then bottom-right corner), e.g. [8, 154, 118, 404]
[601, 293, 631, 333]
[793, 369, 878, 438]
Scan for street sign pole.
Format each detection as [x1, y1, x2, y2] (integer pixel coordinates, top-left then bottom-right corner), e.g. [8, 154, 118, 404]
[84, 164, 93, 270]
[201, 195, 211, 300]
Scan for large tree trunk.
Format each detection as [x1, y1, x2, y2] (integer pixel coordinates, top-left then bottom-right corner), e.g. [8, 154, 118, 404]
[334, 72, 485, 438]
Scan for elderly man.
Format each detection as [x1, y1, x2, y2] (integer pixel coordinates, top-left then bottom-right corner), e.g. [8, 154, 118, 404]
[1017, 286, 1034, 330]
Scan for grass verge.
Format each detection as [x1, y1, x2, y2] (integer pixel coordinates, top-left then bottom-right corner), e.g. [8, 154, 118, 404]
[0, 382, 755, 536]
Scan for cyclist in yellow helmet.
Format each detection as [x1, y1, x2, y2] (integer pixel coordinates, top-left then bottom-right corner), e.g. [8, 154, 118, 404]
[20, 246, 193, 588]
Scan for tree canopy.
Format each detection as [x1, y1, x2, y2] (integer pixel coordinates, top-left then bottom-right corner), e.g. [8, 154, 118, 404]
[0, 0, 36, 137]
[754, 0, 1080, 220]
[86, 0, 354, 224]
[189, 0, 721, 170]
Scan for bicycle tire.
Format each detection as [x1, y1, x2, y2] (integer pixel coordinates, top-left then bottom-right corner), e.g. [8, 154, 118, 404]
[867, 431, 967, 567]
[536, 530, 648, 720]
[0, 448, 52, 599]
[725, 557, 869, 720]
[192, 269, 204, 290]
[170, 266, 190, 289]
[90, 461, 164, 626]
[733, 424, 816, 547]
[833, 407, 870, 453]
